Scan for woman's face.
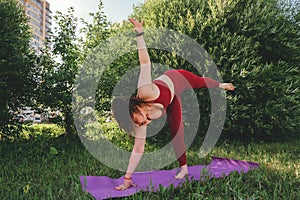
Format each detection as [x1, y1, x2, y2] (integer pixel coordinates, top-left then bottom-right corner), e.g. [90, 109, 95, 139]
[132, 105, 151, 127]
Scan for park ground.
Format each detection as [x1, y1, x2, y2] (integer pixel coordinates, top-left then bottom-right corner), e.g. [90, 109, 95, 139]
[0, 124, 299, 200]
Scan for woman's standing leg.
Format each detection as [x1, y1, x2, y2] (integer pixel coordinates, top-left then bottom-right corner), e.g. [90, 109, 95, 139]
[166, 96, 189, 178]
[164, 69, 220, 179]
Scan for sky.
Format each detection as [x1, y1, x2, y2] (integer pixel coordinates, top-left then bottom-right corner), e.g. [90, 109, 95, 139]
[47, 0, 145, 25]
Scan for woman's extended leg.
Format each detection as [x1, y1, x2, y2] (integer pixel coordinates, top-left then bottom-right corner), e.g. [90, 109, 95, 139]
[165, 69, 220, 94]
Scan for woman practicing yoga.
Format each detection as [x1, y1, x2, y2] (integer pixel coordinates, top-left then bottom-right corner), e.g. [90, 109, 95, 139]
[112, 18, 235, 190]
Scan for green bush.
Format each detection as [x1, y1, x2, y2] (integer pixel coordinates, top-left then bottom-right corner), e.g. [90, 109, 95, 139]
[126, 0, 299, 140]
[0, 124, 65, 141]
[94, 0, 299, 141]
[21, 124, 65, 139]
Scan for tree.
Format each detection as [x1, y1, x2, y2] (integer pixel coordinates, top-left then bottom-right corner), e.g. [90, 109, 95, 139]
[80, 0, 110, 51]
[38, 7, 82, 136]
[39, 1, 110, 136]
[0, 0, 37, 137]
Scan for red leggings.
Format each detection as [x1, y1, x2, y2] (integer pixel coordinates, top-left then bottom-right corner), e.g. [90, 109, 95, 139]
[164, 70, 220, 166]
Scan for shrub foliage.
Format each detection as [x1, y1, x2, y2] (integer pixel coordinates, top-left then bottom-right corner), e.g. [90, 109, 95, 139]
[98, 0, 299, 140]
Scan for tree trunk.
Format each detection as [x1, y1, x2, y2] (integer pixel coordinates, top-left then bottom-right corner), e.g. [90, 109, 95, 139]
[64, 108, 77, 138]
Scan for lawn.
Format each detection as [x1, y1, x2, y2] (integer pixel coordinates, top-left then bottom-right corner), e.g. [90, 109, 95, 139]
[0, 123, 299, 200]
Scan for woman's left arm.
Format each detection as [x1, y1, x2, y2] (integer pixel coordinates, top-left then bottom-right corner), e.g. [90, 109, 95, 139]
[129, 18, 156, 100]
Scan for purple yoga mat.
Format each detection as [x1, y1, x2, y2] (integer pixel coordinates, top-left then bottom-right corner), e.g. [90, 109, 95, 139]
[80, 157, 259, 200]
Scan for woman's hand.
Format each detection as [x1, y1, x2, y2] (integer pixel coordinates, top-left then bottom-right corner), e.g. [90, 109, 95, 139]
[114, 179, 137, 191]
[219, 83, 235, 91]
[128, 18, 144, 33]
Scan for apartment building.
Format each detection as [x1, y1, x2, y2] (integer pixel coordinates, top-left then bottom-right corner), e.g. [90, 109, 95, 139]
[19, 0, 52, 50]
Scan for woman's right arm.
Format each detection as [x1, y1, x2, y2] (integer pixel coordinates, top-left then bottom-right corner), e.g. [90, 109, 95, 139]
[114, 126, 146, 190]
[124, 125, 146, 177]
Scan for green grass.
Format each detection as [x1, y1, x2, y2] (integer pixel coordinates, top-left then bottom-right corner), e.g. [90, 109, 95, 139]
[0, 123, 299, 200]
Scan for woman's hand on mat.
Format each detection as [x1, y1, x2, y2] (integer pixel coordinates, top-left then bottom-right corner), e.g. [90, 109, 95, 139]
[128, 18, 144, 33]
[114, 180, 137, 191]
[219, 83, 235, 91]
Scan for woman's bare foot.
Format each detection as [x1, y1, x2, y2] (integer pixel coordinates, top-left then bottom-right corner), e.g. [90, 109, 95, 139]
[175, 164, 189, 179]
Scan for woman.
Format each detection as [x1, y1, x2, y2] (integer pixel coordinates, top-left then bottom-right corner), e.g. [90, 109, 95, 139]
[112, 18, 235, 190]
